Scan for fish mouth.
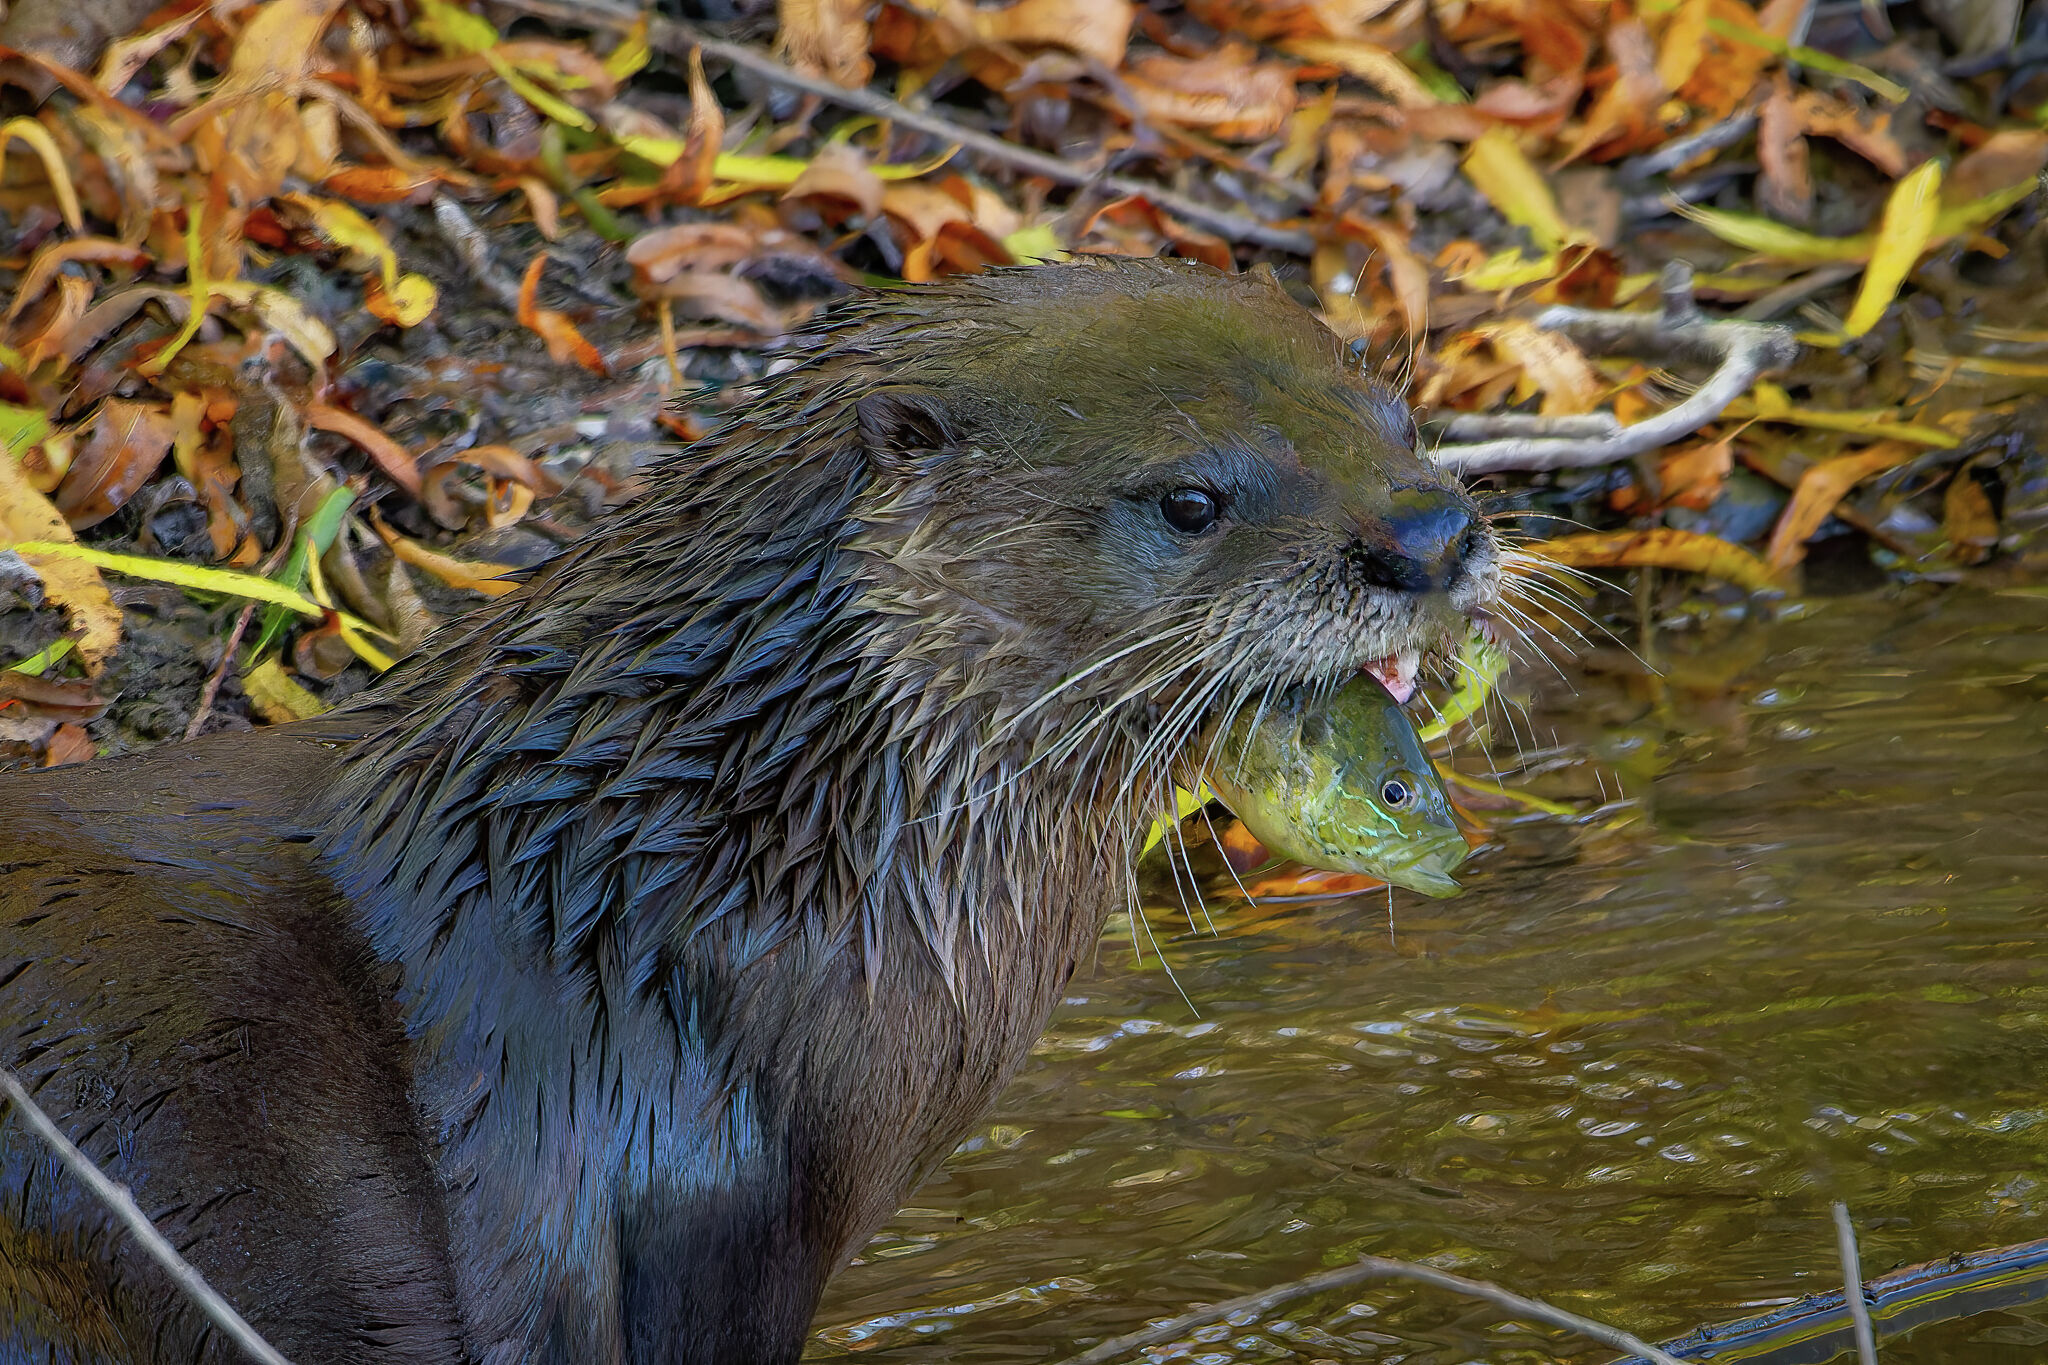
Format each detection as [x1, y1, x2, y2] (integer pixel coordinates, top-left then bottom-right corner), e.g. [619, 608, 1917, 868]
[1376, 844, 1468, 899]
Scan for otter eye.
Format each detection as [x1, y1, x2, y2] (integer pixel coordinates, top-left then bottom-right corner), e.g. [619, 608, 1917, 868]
[1160, 488, 1221, 535]
[1379, 777, 1412, 808]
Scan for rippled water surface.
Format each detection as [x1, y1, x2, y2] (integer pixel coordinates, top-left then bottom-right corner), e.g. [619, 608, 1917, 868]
[812, 588, 2048, 1364]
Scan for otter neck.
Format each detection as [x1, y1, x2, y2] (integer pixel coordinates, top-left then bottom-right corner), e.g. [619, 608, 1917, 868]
[310, 434, 1148, 1363]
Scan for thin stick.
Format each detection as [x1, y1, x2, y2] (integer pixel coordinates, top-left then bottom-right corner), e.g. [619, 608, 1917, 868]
[1432, 262, 1800, 474]
[1833, 1202, 1882, 1365]
[1048, 1254, 1695, 1365]
[184, 598, 258, 741]
[0, 1066, 294, 1365]
[484, 0, 1317, 255]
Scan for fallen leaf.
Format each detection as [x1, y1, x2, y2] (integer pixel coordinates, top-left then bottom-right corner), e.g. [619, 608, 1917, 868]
[42, 721, 96, 766]
[652, 269, 784, 333]
[1948, 128, 2048, 205]
[1755, 74, 1811, 224]
[517, 252, 608, 373]
[1283, 38, 1436, 108]
[54, 398, 176, 530]
[1841, 157, 1941, 339]
[784, 142, 885, 219]
[777, 0, 873, 88]
[1183, 0, 1405, 41]
[1941, 466, 1998, 564]
[3, 236, 150, 325]
[242, 654, 329, 722]
[1540, 528, 1780, 592]
[1123, 43, 1297, 142]
[1557, 17, 1666, 163]
[0, 116, 83, 230]
[1764, 443, 1912, 573]
[0, 448, 121, 671]
[973, 0, 1134, 68]
[305, 401, 423, 497]
[370, 508, 522, 596]
[1463, 126, 1574, 251]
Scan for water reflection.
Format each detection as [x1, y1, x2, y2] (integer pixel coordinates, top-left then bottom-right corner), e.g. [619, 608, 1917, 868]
[813, 589, 2048, 1363]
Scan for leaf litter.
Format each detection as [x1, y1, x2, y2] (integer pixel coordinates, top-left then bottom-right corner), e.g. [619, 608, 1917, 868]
[0, 0, 2036, 867]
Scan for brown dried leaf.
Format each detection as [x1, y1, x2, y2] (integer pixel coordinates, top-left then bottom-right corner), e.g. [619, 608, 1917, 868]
[1123, 43, 1297, 142]
[54, 398, 175, 530]
[654, 270, 784, 333]
[1755, 74, 1812, 225]
[777, 0, 873, 88]
[1942, 467, 1998, 564]
[305, 401, 423, 497]
[1558, 17, 1666, 164]
[784, 142, 885, 220]
[1765, 442, 1911, 574]
[1481, 320, 1602, 415]
[972, 0, 1134, 69]
[628, 222, 770, 286]
[1184, 0, 1404, 41]
[517, 253, 608, 374]
[1948, 128, 2048, 204]
[41, 721, 97, 766]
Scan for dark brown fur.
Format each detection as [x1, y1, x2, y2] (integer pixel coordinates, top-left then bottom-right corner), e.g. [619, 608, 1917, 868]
[0, 260, 1498, 1363]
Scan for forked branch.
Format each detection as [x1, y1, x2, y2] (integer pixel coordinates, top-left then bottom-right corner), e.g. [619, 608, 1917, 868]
[1433, 262, 1801, 476]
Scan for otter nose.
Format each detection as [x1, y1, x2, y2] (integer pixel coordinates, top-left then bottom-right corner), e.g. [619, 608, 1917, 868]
[1347, 487, 1477, 593]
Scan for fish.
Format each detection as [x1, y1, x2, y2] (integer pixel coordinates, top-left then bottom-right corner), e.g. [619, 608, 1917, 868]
[1202, 674, 1468, 898]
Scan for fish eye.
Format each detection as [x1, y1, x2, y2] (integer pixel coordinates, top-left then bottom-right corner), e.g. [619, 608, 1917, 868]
[1379, 777, 1412, 808]
[1160, 488, 1221, 535]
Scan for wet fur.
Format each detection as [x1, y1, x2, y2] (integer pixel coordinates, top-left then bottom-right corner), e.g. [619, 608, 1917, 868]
[0, 260, 1497, 1363]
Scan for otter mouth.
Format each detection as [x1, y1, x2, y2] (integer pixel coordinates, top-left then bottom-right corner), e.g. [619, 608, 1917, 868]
[1361, 651, 1422, 704]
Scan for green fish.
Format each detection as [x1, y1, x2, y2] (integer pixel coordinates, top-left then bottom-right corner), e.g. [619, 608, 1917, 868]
[1203, 675, 1467, 898]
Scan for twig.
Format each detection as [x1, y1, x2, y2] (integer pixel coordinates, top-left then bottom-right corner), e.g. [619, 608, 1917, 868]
[1608, 1233, 2048, 1364]
[0, 1066, 294, 1365]
[183, 597, 258, 741]
[1617, 110, 1758, 183]
[1432, 262, 1800, 475]
[483, 0, 1317, 255]
[431, 194, 525, 311]
[1048, 1254, 1694, 1365]
[1834, 1202, 1881, 1365]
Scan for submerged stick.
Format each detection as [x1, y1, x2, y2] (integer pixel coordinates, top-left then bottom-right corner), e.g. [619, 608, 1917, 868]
[1433, 262, 1800, 475]
[1049, 1254, 1694, 1365]
[0, 1066, 294, 1365]
[1833, 1202, 1881, 1365]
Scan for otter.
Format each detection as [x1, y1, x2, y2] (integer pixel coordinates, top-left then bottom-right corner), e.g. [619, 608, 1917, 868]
[0, 259, 1499, 1364]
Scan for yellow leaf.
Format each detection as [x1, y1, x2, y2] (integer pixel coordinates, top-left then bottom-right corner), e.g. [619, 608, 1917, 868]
[0, 117, 83, 231]
[243, 655, 329, 722]
[7, 540, 393, 635]
[1728, 381, 1957, 447]
[603, 16, 652, 80]
[1417, 636, 1509, 743]
[1, 453, 120, 672]
[370, 510, 522, 596]
[1002, 223, 1066, 263]
[1462, 127, 1572, 252]
[488, 51, 594, 130]
[1449, 247, 1566, 290]
[288, 193, 400, 288]
[416, 0, 499, 54]
[1842, 158, 1942, 338]
[1537, 529, 1780, 593]
[1677, 176, 2037, 267]
[382, 272, 438, 326]
[706, 144, 957, 187]
[1141, 781, 1217, 856]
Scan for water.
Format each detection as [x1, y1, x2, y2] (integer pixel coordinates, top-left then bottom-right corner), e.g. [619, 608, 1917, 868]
[812, 587, 2048, 1364]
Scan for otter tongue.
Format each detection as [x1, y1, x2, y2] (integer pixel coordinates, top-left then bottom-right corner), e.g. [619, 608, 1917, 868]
[1363, 651, 1420, 704]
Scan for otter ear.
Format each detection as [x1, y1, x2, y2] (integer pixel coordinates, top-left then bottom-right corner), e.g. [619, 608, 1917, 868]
[857, 386, 957, 474]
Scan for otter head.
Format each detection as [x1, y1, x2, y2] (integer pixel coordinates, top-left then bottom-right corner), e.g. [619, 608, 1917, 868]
[840, 258, 1500, 821]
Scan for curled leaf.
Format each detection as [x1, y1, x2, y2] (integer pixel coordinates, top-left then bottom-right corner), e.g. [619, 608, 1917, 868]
[1538, 528, 1780, 593]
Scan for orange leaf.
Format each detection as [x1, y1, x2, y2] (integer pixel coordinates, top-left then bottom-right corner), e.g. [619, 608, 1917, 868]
[517, 253, 608, 374]
[1540, 528, 1780, 592]
[1763, 443, 1912, 573]
[53, 399, 176, 531]
[369, 508, 522, 597]
[305, 401, 423, 496]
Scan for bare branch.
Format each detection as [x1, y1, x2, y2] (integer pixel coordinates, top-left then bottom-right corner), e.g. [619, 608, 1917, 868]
[1047, 1254, 1695, 1365]
[1432, 262, 1801, 476]
[483, 0, 1317, 255]
[0, 1066, 294, 1365]
[1834, 1202, 1882, 1365]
